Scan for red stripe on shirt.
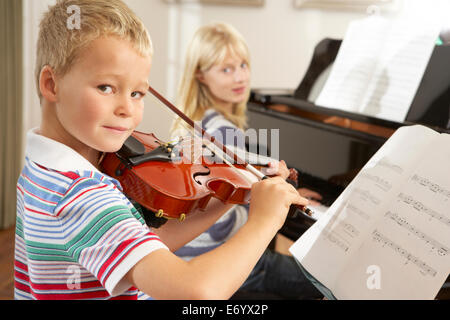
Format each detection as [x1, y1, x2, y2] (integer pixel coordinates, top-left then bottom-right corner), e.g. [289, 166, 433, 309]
[24, 205, 53, 217]
[56, 184, 108, 216]
[98, 233, 161, 284]
[15, 280, 32, 294]
[22, 173, 65, 196]
[57, 171, 81, 180]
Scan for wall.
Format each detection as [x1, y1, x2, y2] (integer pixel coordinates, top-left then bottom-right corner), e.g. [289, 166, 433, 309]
[129, 0, 371, 140]
[22, 0, 447, 143]
[22, 0, 372, 144]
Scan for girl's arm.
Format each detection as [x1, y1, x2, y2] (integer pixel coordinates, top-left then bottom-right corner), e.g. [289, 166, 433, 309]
[126, 177, 309, 299]
[153, 160, 288, 252]
[151, 198, 234, 252]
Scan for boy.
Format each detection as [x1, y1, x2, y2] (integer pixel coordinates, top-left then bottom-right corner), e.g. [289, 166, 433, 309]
[15, 0, 308, 300]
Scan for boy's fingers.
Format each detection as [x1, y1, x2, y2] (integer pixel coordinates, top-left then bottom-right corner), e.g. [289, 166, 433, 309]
[263, 177, 307, 201]
[283, 183, 310, 206]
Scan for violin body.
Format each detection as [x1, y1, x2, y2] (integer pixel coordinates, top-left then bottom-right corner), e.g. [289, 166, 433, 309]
[100, 87, 315, 228]
[100, 131, 256, 221]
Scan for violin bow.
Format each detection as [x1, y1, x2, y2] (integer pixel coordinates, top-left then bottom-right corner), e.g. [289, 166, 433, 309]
[147, 86, 313, 217]
[148, 86, 265, 180]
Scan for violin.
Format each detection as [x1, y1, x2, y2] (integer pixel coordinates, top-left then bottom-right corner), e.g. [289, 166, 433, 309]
[99, 86, 314, 228]
[100, 130, 259, 226]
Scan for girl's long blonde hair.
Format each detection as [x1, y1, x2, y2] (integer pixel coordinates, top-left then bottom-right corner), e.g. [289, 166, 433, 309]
[171, 22, 251, 137]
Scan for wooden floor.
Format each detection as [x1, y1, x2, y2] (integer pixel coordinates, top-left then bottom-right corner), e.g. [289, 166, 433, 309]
[0, 226, 14, 300]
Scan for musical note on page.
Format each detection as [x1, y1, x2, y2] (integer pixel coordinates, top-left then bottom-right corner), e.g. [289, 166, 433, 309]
[377, 158, 404, 174]
[411, 174, 450, 200]
[353, 187, 381, 205]
[346, 203, 371, 221]
[398, 193, 450, 227]
[289, 125, 450, 299]
[322, 229, 350, 253]
[315, 15, 440, 122]
[372, 230, 438, 277]
[384, 211, 449, 257]
[360, 172, 392, 191]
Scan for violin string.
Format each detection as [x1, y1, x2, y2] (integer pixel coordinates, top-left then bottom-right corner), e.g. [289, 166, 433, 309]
[175, 124, 273, 168]
[175, 125, 269, 182]
[176, 125, 203, 164]
[148, 85, 265, 181]
[146, 86, 313, 216]
[202, 138, 255, 185]
[178, 121, 254, 185]
[178, 122, 225, 164]
[177, 122, 234, 163]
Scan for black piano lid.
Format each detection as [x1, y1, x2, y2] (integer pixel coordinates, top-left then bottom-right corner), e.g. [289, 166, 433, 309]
[250, 40, 450, 135]
[406, 44, 450, 132]
[247, 100, 389, 146]
[252, 91, 406, 131]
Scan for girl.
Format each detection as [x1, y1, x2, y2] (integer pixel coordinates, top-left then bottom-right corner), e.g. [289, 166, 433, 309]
[171, 22, 323, 299]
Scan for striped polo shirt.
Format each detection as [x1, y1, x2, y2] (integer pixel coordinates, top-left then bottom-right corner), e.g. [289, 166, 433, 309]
[14, 128, 168, 300]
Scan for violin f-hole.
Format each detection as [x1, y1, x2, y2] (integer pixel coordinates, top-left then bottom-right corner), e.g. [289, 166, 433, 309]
[193, 165, 211, 185]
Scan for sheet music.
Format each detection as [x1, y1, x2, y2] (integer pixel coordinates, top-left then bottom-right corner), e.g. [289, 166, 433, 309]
[310, 203, 329, 221]
[290, 125, 450, 299]
[315, 16, 441, 122]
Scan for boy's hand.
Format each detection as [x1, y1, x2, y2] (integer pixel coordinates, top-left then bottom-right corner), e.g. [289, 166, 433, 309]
[248, 176, 309, 232]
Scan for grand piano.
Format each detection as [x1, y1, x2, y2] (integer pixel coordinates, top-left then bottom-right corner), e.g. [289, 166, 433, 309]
[246, 38, 450, 299]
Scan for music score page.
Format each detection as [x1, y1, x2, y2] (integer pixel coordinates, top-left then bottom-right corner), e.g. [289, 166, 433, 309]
[290, 125, 450, 299]
[315, 16, 440, 122]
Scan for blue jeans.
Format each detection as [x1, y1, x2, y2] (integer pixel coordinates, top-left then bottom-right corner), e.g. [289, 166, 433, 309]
[237, 249, 323, 299]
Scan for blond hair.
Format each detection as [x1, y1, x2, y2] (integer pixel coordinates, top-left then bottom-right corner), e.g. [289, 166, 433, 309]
[35, 0, 152, 101]
[171, 22, 250, 136]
